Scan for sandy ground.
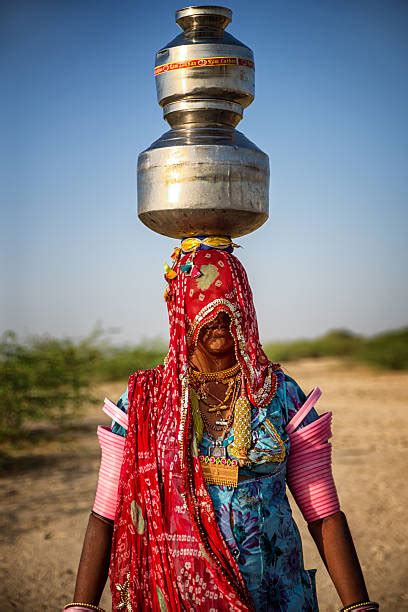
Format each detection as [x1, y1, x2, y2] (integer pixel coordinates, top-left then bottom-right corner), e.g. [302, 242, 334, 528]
[1, 358, 407, 611]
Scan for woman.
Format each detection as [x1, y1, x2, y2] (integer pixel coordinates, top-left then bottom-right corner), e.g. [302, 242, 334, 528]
[65, 239, 378, 611]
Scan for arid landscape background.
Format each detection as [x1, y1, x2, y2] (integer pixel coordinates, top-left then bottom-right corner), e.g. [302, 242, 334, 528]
[1, 358, 407, 611]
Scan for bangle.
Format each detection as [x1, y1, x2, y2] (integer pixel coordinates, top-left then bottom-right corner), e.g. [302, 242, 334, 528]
[63, 608, 104, 612]
[64, 604, 106, 612]
[90, 510, 114, 526]
[340, 602, 379, 611]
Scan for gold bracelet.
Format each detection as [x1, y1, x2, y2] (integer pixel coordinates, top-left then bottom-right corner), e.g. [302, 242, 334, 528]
[64, 604, 106, 612]
[341, 602, 379, 612]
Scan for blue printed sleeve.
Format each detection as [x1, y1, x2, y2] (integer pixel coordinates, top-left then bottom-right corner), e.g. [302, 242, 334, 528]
[111, 387, 128, 437]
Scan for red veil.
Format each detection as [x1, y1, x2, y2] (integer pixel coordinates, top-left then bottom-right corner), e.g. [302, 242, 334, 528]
[109, 249, 281, 611]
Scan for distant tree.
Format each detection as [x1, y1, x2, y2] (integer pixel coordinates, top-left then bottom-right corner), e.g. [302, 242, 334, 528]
[0, 330, 100, 439]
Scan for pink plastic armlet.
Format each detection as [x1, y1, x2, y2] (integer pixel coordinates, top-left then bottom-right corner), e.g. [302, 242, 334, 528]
[102, 397, 129, 430]
[92, 399, 128, 521]
[285, 387, 340, 523]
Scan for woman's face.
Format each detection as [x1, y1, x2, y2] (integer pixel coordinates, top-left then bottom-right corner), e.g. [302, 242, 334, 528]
[198, 311, 235, 357]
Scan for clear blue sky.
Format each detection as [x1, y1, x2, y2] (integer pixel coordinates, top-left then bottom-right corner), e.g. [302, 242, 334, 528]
[1, 0, 407, 344]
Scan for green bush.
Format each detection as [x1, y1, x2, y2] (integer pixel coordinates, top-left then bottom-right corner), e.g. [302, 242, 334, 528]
[0, 331, 100, 440]
[264, 327, 408, 370]
[264, 329, 361, 363]
[95, 342, 167, 381]
[356, 327, 408, 370]
[0, 329, 166, 440]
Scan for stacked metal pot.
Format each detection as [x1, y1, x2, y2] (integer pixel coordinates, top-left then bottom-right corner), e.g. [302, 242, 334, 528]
[137, 5, 269, 239]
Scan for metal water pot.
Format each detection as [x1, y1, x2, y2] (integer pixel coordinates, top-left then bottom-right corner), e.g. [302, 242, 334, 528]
[137, 5, 269, 239]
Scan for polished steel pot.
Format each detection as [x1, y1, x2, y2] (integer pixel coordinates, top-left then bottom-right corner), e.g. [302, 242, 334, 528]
[137, 5, 269, 239]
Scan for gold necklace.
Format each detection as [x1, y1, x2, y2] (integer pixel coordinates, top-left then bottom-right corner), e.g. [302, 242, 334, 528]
[189, 362, 240, 383]
[191, 374, 241, 423]
[199, 377, 237, 412]
[198, 376, 241, 436]
[200, 403, 235, 434]
[189, 364, 241, 411]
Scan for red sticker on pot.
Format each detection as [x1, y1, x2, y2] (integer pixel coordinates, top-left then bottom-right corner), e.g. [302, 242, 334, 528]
[154, 56, 254, 75]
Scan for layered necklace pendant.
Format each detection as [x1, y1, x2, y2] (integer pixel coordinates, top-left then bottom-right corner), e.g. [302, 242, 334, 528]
[215, 415, 229, 427]
[213, 404, 231, 428]
[209, 438, 227, 458]
[189, 363, 241, 487]
[190, 365, 240, 437]
[202, 435, 238, 487]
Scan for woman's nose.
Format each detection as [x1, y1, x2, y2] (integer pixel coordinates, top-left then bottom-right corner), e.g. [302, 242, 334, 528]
[209, 319, 229, 331]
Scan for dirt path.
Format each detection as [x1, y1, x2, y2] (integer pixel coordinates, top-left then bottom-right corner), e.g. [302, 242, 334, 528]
[1, 360, 407, 611]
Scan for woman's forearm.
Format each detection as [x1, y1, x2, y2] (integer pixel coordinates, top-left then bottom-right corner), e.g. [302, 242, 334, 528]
[73, 512, 113, 605]
[308, 510, 369, 606]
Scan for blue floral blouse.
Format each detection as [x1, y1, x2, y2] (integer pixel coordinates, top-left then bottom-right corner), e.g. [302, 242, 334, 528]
[112, 371, 320, 611]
